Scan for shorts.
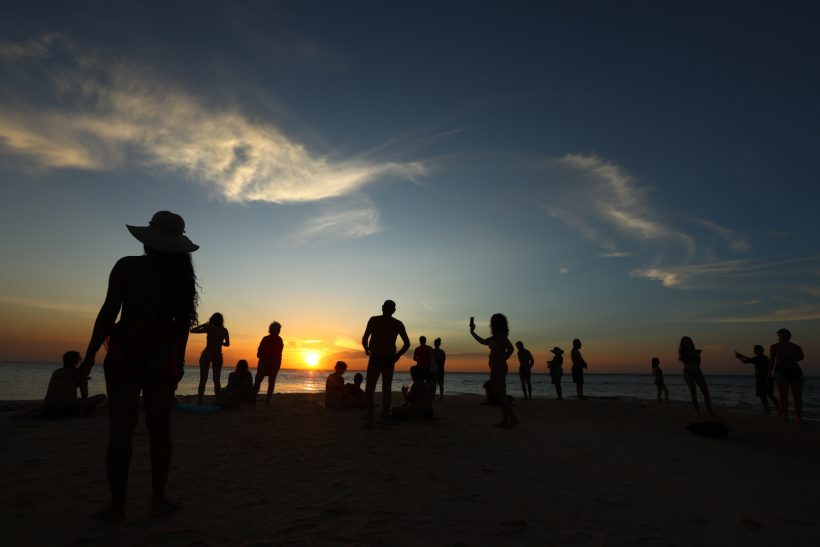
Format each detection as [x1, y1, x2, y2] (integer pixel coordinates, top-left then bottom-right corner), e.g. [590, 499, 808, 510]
[774, 365, 803, 388]
[256, 360, 281, 377]
[368, 354, 396, 377]
[571, 367, 584, 384]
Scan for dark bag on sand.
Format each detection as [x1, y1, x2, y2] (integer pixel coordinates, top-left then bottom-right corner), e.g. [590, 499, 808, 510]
[686, 420, 729, 438]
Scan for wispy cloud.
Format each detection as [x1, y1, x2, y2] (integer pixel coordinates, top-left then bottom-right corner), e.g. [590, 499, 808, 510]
[0, 35, 424, 204]
[290, 198, 381, 243]
[0, 295, 96, 315]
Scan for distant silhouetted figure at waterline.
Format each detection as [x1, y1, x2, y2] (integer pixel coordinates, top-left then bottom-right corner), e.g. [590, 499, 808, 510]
[570, 338, 588, 400]
[362, 300, 410, 425]
[547, 347, 564, 400]
[79, 211, 199, 521]
[735, 345, 777, 415]
[678, 336, 714, 418]
[470, 314, 518, 428]
[42, 350, 106, 419]
[651, 357, 669, 404]
[191, 312, 230, 405]
[770, 328, 805, 422]
[431, 337, 446, 400]
[516, 341, 534, 400]
[254, 321, 284, 406]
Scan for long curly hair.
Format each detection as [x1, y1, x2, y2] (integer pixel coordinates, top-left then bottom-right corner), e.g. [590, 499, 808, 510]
[145, 246, 199, 327]
[490, 313, 509, 338]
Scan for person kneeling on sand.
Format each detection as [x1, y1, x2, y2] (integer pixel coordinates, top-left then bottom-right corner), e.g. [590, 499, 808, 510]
[391, 365, 434, 420]
[339, 372, 366, 409]
[325, 361, 347, 408]
[216, 360, 254, 409]
[43, 350, 106, 419]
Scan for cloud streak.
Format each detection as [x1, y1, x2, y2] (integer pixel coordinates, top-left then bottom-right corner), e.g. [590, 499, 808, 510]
[290, 198, 382, 243]
[0, 36, 424, 204]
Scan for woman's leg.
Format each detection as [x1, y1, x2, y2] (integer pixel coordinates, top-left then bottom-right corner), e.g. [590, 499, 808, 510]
[266, 367, 280, 405]
[776, 379, 790, 420]
[197, 353, 210, 405]
[102, 367, 141, 518]
[656, 385, 662, 403]
[792, 379, 803, 422]
[695, 374, 714, 417]
[212, 354, 223, 394]
[685, 376, 700, 416]
[143, 377, 177, 514]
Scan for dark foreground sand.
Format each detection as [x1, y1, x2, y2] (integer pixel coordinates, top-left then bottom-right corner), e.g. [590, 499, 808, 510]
[1, 393, 818, 546]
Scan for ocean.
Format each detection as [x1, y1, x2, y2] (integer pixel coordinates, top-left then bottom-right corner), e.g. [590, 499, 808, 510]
[2, 361, 818, 419]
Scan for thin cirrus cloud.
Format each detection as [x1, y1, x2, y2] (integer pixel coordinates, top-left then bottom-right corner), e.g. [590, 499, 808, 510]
[290, 199, 382, 243]
[0, 35, 424, 204]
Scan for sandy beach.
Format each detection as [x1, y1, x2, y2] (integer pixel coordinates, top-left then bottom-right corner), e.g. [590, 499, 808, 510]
[1, 393, 818, 546]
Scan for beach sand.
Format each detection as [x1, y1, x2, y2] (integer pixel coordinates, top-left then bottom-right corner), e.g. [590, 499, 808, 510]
[1, 393, 818, 546]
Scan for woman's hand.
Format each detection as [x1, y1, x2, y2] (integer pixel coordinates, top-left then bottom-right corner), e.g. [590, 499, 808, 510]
[79, 355, 95, 377]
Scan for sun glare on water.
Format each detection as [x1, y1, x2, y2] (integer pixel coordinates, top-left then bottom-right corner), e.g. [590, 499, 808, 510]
[304, 351, 320, 367]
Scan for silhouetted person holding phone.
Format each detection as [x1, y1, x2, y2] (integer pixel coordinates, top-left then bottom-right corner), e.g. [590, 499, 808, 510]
[651, 357, 669, 404]
[735, 345, 777, 415]
[570, 338, 588, 400]
[43, 350, 106, 419]
[470, 314, 518, 428]
[79, 211, 199, 521]
[678, 336, 714, 418]
[431, 337, 446, 400]
[770, 328, 805, 422]
[254, 321, 284, 406]
[547, 347, 564, 400]
[516, 341, 534, 400]
[362, 300, 410, 425]
[191, 312, 230, 405]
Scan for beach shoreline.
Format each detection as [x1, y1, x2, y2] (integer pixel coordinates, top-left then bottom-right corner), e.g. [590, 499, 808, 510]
[2, 393, 818, 545]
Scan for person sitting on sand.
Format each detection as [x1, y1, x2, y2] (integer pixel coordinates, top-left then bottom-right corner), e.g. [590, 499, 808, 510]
[191, 312, 230, 405]
[391, 365, 434, 420]
[339, 373, 366, 409]
[516, 341, 534, 400]
[254, 321, 284, 406]
[651, 357, 669, 404]
[770, 328, 805, 422]
[470, 314, 518, 428]
[735, 345, 777, 416]
[547, 347, 564, 400]
[678, 336, 715, 418]
[570, 338, 588, 400]
[325, 361, 347, 408]
[43, 350, 107, 419]
[216, 360, 254, 409]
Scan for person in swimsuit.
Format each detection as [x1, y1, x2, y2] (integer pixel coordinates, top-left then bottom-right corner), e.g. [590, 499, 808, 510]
[43, 350, 107, 419]
[362, 300, 411, 425]
[570, 338, 588, 400]
[431, 338, 446, 400]
[735, 345, 777, 415]
[678, 336, 714, 417]
[651, 357, 669, 404]
[770, 328, 805, 422]
[254, 321, 284, 406]
[80, 211, 199, 521]
[547, 347, 564, 400]
[191, 313, 230, 405]
[515, 341, 534, 400]
[470, 314, 518, 428]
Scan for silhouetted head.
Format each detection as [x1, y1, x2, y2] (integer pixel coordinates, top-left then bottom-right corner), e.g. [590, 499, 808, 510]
[354, 372, 363, 385]
[515, 341, 524, 349]
[334, 361, 347, 373]
[434, 338, 441, 348]
[210, 313, 224, 327]
[269, 321, 281, 335]
[127, 211, 199, 253]
[679, 336, 695, 354]
[382, 300, 396, 316]
[420, 336, 427, 345]
[651, 357, 660, 367]
[489, 313, 509, 337]
[572, 338, 582, 349]
[63, 350, 81, 368]
[550, 347, 564, 355]
[236, 359, 249, 373]
[753, 345, 764, 355]
[410, 365, 423, 382]
[777, 328, 791, 340]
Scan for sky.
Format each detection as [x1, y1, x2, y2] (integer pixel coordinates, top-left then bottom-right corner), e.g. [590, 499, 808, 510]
[1, 1, 819, 373]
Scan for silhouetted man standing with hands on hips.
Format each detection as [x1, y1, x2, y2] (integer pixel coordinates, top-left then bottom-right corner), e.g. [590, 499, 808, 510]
[362, 300, 410, 425]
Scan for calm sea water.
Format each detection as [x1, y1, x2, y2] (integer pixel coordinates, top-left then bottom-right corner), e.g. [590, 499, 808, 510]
[2, 361, 818, 418]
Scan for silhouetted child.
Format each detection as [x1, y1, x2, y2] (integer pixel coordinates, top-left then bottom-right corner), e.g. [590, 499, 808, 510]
[547, 347, 564, 400]
[651, 357, 669, 403]
[391, 365, 433, 420]
[216, 360, 254, 409]
[325, 361, 347, 408]
[735, 345, 777, 415]
[340, 372, 366, 409]
[191, 312, 230, 405]
[516, 341, 534, 400]
[43, 350, 106, 419]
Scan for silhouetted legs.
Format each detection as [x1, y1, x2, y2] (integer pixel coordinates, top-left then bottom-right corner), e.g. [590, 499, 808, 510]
[435, 371, 444, 400]
[656, 384, 669, 403]
[252, 366, 280, 406]
[365, 355, 395, 423]
[684, 369, 714, 418]
[519, 372, 532, 399]
[197, 353, 223, 405]
[492, 369, 518, 428]
[776, 378, 803, 422]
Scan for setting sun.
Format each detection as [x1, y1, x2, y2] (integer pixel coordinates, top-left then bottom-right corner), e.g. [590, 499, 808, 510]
[304, 351, 320, 367]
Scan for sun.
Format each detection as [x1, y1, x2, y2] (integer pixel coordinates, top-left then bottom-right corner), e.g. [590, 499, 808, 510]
[304, 351, 320, 367]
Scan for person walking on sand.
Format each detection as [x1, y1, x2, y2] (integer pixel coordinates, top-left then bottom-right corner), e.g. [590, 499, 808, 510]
[431, 337, 446, 400]
[651, 357, 669, 404]
[516, 341, 535, 400]
[735, 345, 778, 415]
[770, 328, 805, 422]
[678, 336, 715, 418]
[191, 312, 230, 405]
[570, 338, 588, 400]
[470, 314, 518, 428]
[79, 211, 199, 521]
[362, 300, 411, 425]
[547, 347, 564, 400]
[254, 321, 284, 406]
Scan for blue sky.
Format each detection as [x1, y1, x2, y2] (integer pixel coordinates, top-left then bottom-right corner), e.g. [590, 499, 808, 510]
[1, 1, 818, 372]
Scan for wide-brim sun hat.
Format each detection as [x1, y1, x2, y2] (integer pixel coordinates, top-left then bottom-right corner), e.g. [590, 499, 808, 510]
[127, 211, 199, 253]
[550, 347, 564, 355]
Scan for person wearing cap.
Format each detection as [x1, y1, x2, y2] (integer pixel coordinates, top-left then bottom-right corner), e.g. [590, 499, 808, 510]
[79, 211, 199, 521]
[770, 328, 805, 422]
[547, 347, 564, 400]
